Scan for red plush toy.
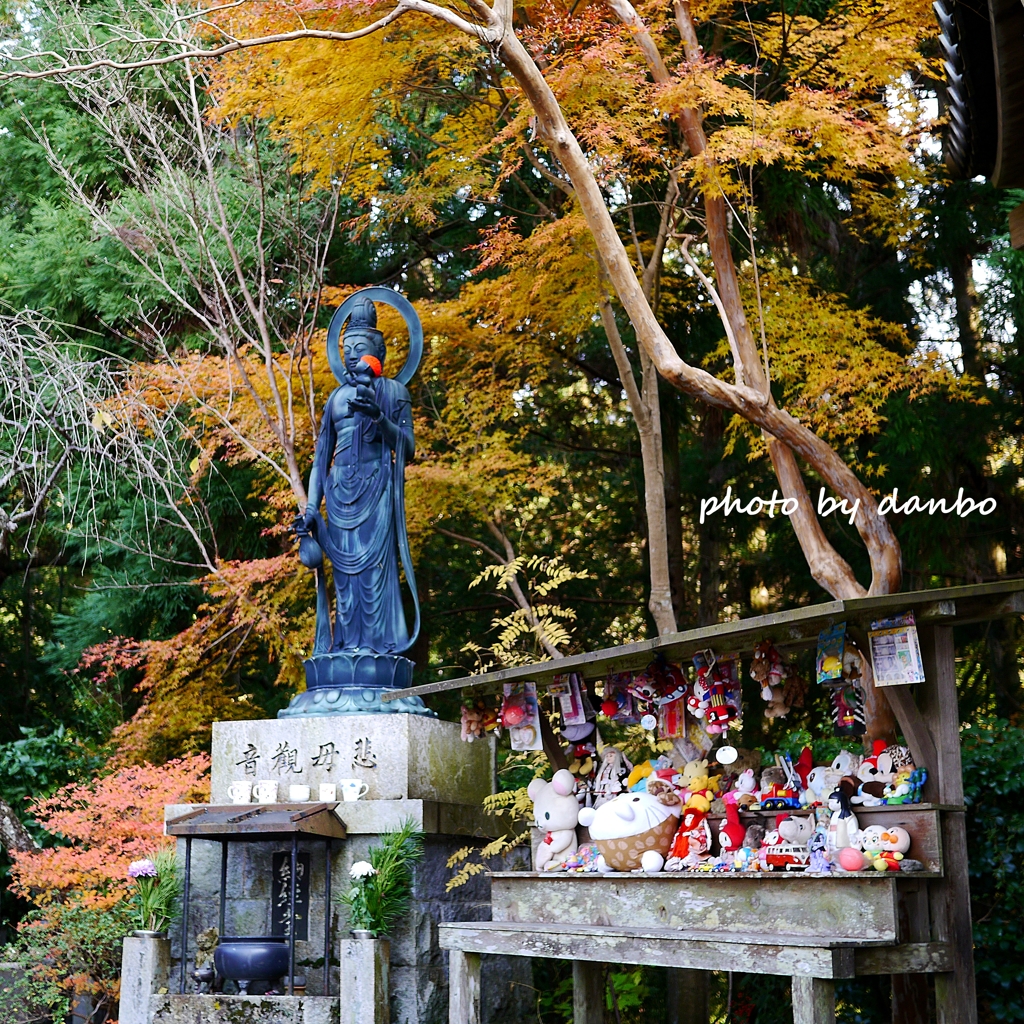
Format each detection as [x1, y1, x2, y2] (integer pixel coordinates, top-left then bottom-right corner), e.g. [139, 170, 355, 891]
[793, 746, 814, 789]
[718, 802, 746, 852]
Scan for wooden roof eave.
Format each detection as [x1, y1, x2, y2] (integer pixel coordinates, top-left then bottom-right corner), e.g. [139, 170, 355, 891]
[382, 579, 1024, 704]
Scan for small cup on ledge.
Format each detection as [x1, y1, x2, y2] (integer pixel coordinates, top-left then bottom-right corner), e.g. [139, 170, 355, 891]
[339, 779, 369, 802]
[289, 784, 312, 802]
[227, 781, 252, 805]
[254, 780, 278, 804]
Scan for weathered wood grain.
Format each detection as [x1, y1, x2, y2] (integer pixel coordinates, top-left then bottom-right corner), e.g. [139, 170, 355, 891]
[490, 874, 899, 942]
[792, 976, 836, 1024]
[448, 949, 481, 1024]
[667, 968, 710, 1024]
[919, 624, 977, 1024]
[438, 921, 859, 978]
[881, 686, 939, 801]
[573, 961, 603, 1024]
[892, 878, 932, 1023]
[382, 580, 1024, 702]
[856, 942, 953, 975]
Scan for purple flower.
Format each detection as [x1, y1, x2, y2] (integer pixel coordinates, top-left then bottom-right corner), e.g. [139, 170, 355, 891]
[128, 858, 158, 879]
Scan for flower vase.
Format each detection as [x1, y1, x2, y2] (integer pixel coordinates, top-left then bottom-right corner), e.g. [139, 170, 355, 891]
[340, 933, 390, 1024]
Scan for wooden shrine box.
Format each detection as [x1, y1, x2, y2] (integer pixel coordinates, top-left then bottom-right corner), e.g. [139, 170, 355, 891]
[383, 579, 1024, 1024]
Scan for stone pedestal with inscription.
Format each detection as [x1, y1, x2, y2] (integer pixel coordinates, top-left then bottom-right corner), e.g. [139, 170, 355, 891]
[166, 715, 531, 1024]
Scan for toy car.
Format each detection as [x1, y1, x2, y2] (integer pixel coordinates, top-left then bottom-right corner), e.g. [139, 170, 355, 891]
[763, 842, 810, 871]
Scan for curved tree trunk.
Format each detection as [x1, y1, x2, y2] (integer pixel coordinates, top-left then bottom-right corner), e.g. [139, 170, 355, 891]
[493, 5, 902, 599]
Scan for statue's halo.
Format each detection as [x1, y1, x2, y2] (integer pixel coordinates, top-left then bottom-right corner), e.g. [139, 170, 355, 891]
[326, 287, 424, 387]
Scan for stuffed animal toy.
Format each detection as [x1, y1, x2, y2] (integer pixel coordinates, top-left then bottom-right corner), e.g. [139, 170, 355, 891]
[726, 768, 759, 808]
[743, 823, 766, 849]
[580, 791, 681, 872]
[749, 640, 781, 700]
[460, 703, 486, 742]
[626, 758, 656, 791]
[750, 640, 807, 719]
[664, 807, 712, 871]
[793, 747, 814, 789]
[824, 749, 863, 793]
[686, 675, 710, 718]
[801, 766, 830, 807]
[858, 739, 895, 785]
[758, 766, 787, 801]
[777, 814, 814, 847]
[757, 766, 800, 809]
[528, 769, 582, 871]
[883, 744, 915, 773]
[718, 802, 746, 854]
[866, 826, 911, 871]
[592, 746, 633, 807]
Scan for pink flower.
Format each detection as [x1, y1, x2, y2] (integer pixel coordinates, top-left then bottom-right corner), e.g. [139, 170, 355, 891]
[128, 858, 157, 879]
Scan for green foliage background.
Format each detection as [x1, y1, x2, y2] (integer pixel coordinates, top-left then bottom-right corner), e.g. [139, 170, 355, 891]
[0, 0, 1022, 1020]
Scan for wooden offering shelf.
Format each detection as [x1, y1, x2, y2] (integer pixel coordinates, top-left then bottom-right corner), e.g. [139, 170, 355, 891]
[428, 582, 1024, 1024]
[704, 802, 944, 872]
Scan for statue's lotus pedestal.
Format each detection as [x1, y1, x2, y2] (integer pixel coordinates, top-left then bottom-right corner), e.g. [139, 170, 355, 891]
[166, 715, 530, 1024]
[278, 653, 433, 718]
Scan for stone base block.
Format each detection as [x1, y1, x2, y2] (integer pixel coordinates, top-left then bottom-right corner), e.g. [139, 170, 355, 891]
[120, 935, 171, 1024]
[150, 996, 337, 1024]
[340, 938, 389, 1024]
[211, 715, 494, 805]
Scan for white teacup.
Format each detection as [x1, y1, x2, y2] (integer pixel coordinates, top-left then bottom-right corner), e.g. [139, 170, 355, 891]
[227, 781, 252, 805]
[318, 783, 338, 802]
[289, 784, 311, 802]
[339, 779, 369, 802]
[254, 780, 278, 804]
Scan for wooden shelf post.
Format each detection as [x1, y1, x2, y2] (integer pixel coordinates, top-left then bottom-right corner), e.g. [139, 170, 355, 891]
[918, 624, 977, 1024]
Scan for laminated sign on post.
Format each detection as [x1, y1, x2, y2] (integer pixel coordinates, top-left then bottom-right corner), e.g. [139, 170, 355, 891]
[868, 612, 926, 687]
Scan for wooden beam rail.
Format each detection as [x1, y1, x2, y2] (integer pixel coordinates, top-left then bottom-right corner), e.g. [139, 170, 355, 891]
[385, 579, 1024, 703]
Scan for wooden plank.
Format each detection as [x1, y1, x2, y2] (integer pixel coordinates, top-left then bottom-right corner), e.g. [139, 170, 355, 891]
[438, 922, 858, 978]
[791, 977, 835, 1024]
[667, 968, 710, 1024]
[892, 879, 932, 1023]
[880, 686, 938, 799]
[489, 874, 899, 942]
[573, 961, 603, 1024]
[855, 942, 952, 975]
[893, 973, 933, 1022]
[448, 949, 481, 1024]
[850, 807, 942, 873]
[916, 600, 957, 622]
[382, 580, 1024, 703]
[918, 625, 977, 1024]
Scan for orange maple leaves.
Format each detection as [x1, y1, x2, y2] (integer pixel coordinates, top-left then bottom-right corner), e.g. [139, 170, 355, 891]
[10, 756, 210, 909]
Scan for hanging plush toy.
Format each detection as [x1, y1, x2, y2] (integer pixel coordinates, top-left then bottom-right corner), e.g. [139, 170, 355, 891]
[827, 648, 867, 737]
[460, 701, 486, 742]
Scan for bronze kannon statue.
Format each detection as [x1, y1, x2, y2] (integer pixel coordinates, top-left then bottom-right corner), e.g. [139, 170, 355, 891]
[281, 288, 431, 717]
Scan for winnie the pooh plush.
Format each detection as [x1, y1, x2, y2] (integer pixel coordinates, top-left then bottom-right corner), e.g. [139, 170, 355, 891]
[528, 769, 581, 871]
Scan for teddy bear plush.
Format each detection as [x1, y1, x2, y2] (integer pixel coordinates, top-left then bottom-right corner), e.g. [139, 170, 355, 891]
[528, 769, 582, 871]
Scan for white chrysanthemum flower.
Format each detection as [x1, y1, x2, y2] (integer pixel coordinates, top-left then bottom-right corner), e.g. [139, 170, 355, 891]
[349, 860, 377, 879]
